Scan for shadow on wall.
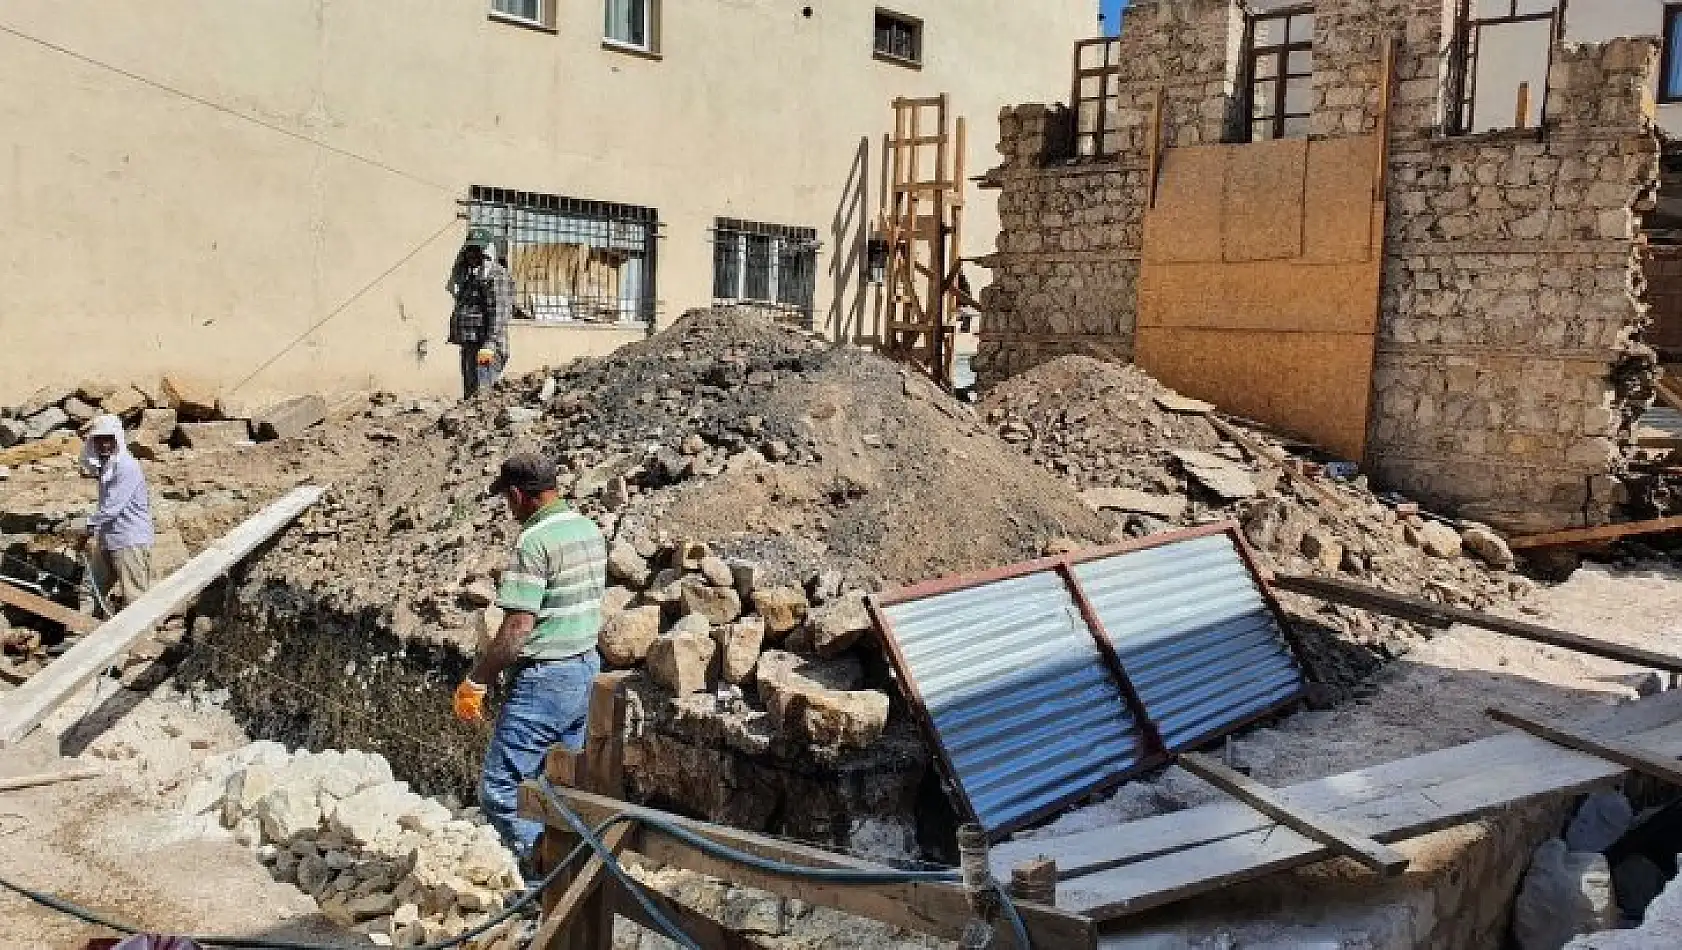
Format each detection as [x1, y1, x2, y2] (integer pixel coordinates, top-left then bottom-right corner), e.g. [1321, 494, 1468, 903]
[827, 136, 872, 346]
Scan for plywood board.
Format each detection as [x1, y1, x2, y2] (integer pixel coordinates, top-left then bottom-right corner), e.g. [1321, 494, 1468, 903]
[1143, 146, 1227, 264]
[1137, 260, 1381, 335]
[1304, 136, 1380, 263]
[1134, 329, 1373, 461]
[1223, 138, 1307, 263]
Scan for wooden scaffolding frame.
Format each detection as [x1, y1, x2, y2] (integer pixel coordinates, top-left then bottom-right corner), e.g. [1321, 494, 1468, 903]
[877, 94, 967, 389]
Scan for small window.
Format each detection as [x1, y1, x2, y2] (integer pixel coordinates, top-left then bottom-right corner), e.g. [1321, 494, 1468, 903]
[712, 219, 820, 325]
[491, 0, 549, 28]
[606, 0, 657, 51]
[1663, 6, 1682, 103]
[874, 9, 923, 66]
[1245, 7, 1313, 142]
[468, 187, 659, 327]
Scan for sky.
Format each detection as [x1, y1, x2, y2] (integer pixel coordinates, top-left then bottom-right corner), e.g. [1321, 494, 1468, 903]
[1100, 0, 1126, 35]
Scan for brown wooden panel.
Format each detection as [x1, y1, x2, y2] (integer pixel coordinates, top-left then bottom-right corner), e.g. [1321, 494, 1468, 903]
[1223, 138, 1307, 263]
[1137, 260, 1381, 335]
[1304, 137, 1380, 263]
[1134, 328, 1374, 461]
[1143, 146, 1227, 264]
[1647, 246, 1682, 360]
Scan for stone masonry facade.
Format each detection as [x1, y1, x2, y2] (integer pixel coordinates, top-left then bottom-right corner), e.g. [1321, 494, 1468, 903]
[977, 0, 1660, 533]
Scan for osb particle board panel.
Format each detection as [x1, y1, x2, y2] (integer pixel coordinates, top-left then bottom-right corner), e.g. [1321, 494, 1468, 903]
[1134, 329, 1374, 461]
[1137, 259, 1381, 335]
[1304, 136, 1381, 263]
[1143, 146, 1227, 264]
[1223, 138, 1308, 263]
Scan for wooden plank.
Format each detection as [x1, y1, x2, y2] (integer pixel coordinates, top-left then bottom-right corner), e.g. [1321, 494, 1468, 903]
[520, 784, 1097, 949]
[990, 689, 1682, 884]
[1272, 572, 1682, 673]
[0, 485, 326, 746]
[1488, 707, 1682, 787]
[0, 581, 98, 634]
[0, 432, 76, 468]
[1206, 416, 1345, 511]
[1509, 515, 1682, 550]
[0, 766, 103, 792]
[534, 822, 634, 950]
[1178, 753, 1409, 876]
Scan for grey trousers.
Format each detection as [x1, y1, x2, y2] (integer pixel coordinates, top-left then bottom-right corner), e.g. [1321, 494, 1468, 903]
[459, 344, 507, 399]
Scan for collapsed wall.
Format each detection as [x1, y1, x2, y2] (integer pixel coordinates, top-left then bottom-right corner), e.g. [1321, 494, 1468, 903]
[976, 0, 1661, 534]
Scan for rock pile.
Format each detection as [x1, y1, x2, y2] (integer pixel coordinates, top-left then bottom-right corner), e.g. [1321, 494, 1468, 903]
[980, 355, 1533, 677]
[186, 741, 523, 948]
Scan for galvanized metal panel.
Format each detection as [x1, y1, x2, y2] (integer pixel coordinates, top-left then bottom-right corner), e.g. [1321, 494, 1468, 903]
[1074, 533, 1305, 751]
[880, 570, 1151, 836]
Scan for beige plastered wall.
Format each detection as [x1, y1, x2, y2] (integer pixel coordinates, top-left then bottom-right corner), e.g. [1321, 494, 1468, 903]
[0, 0, 1091, 405]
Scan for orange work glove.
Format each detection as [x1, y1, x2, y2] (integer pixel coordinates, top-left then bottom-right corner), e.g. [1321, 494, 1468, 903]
[454, 679, 488, 722]
[475, 347, 496, 367]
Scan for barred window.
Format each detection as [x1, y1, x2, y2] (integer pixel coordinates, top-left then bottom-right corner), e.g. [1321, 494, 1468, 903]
[467, 186, 658, 327]
[874, 10, 923, 66]
[712, 218, 819, 324]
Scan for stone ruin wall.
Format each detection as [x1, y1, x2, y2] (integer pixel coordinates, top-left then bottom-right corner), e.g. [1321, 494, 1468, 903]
[977, 0, 1660, 534]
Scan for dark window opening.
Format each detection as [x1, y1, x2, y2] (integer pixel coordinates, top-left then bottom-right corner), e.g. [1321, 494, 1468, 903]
[467, 186, 658, 326]
[712, 218, 819, 325]
[1663, 5, 1682, 103]
[1245, 6, 1314, 142]
[1450, 0, 1559, 135]
[874, 9, 923, 66]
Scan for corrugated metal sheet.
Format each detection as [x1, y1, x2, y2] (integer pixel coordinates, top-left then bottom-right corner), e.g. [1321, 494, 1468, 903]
[880, 570, 1152, 836]
[872, 525, 1308, 837]
[1074, 533, 1305, 752]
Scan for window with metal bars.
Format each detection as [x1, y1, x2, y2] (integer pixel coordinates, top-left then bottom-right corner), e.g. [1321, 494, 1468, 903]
[1245, 7, 1314, 142]
[711, 219, 819, 324]
[874, 9, 923, 66]
[466, 186, 658, 327]
[1449, 0, 1558, 134]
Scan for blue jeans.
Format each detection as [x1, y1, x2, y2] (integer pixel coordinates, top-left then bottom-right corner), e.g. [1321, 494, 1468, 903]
[480, 651, 600, 859]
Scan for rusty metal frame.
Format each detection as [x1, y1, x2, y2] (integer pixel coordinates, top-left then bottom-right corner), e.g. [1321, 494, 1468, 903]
[868, 522, 1310, 839]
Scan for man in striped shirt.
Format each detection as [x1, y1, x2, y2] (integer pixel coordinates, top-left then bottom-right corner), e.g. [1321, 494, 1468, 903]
[454, 453, 606, 860]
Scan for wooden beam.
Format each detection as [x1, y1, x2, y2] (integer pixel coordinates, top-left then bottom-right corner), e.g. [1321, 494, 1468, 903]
[0, 581, 97, 634]
[1654, 376, 1682, 412]
[0, 766, 103, 792]
[534, 822, 635, 950]
[1272, 573, 1682, 674]
[520, 784, 1096, 949]
[1178, 753, 1408, 876]
[1508, 515, 1682, 550]
[0, 485, 327, 746]
[1488, 707, 1682, 787]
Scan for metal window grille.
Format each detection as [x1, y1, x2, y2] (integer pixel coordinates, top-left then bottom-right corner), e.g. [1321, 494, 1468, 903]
[874, 10, 922, 64]
[1244, 6, 1314, 143]
[1449, 0, 1559, 135]
[711, 218, 819, 326]
[467, 186, 658, 327]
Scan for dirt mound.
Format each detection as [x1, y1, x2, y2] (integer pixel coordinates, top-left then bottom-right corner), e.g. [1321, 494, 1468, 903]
[980, 355, 1534, 692]
[269, 309, 1107, 643]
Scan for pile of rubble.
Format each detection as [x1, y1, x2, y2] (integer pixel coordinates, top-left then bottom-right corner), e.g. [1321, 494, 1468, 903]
[980, 355, 1534, 675]
[0, 374, 328, 474]
[184, 740, 524, 948]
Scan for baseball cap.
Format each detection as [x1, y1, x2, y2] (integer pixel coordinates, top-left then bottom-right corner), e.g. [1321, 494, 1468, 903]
[488, 453, 559, 497]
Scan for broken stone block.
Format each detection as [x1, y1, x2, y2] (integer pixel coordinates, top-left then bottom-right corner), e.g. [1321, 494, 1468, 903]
[101, 386, 149, 420]
[161, 374, 221, 421]
[1461, 524, 1515, 570]
[606, 541, 651, 589]
[602, 585, 637, 616]
[699, 556, 734, 588]
[76, 381, 118, 404]
[1173, 449, 1257, 501]
[810, 591, 873, 658]
[129, 408, 178, 461]
[1417, 521, 1463, 559]
[762, 439, 791, 461]
[61, 397, 98, 425]
[253, 395, 328, 441]
[731, 561, 760, 599]
[602, 476, 629, 511]
[674, 541, 711, 571]
[23, 406, 68, 440]
[756, 651, 888, 750]
[331, 782, 419, 846]
[716, 617, 766, 685]
[174, 421, 251, 451]
[1566, 792, 1633, 854]
[1512, 839, 1616, 950]
[459, 578, 496, 609]
[1080, 487, 1187, 521]
[751, 587, 809, 638]
[0, 418, 25, 448]
[258, 784, 323, 843]
[222, 764, 279, 827]
[600, 605, 662, 667]
[680, 580, 742, 625]
[647, 621, 718, 694]
[1299, 531, 1344, 573]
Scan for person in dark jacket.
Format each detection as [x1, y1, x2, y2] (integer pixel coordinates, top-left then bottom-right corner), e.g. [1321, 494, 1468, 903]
[448, 233, 515, 398]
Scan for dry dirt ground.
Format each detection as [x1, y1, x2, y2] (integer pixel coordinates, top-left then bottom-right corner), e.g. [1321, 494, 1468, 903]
[3, 560, 1679, 948]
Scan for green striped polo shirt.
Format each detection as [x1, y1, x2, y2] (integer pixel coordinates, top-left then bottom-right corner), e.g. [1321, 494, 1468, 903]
[496, 499, 607, 660]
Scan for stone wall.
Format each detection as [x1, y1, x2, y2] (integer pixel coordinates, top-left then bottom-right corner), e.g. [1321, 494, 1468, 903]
[977, 0, 1661, 533]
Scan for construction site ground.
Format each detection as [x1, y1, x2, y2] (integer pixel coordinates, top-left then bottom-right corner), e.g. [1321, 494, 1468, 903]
[3, 411, 1681, 948]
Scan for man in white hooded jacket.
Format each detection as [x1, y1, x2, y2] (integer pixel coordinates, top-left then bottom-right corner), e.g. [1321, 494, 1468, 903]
[79, 414, 155, 609]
